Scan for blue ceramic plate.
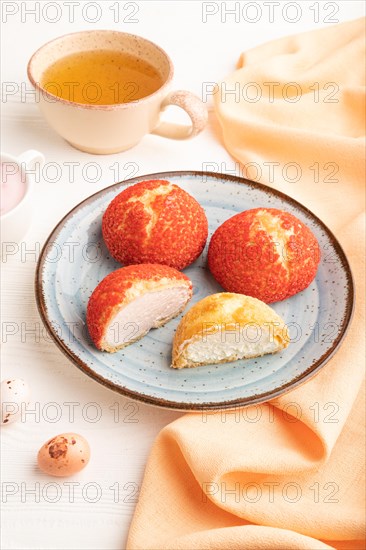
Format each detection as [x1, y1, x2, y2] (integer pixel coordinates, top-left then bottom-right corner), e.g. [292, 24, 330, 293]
[36, 172, 354, 410]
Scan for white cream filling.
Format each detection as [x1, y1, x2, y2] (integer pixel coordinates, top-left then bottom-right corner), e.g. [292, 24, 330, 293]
[186, 326, 280, 364]
[104, 287, 189, 347]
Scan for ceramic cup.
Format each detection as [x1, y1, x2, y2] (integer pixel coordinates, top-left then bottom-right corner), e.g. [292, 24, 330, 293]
[27, 30, 208, 154]
[0, 150, 45, 247]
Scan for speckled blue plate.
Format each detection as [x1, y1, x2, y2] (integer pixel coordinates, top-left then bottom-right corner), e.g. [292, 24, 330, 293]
[36, 172, 354, 410]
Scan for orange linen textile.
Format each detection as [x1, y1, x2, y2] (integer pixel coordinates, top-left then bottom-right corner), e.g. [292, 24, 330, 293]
[127, 19, 366, 550]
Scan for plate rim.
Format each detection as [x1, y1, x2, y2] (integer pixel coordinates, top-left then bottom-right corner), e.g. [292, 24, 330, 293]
[35, 170, 355, 411]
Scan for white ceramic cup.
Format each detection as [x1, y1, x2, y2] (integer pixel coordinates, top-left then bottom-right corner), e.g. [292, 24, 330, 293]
[0, 150, 45, 247]
[27, 31, 208, 154]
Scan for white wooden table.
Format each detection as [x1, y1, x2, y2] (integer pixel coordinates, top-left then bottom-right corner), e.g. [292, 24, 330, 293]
[2, 2, 364, 548]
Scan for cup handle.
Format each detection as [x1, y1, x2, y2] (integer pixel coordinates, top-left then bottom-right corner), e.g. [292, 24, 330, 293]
[18, 149, 45, 171]
[152, 91, 208, 140]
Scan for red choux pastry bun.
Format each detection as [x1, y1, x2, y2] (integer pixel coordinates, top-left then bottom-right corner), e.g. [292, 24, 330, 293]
[208, 208, 320, 303]
[102, 180, 208, 270]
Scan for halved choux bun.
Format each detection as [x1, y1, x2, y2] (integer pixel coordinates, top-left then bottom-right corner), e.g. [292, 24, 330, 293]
[87, 264, 192, 353]
[172, 293, 289, 369]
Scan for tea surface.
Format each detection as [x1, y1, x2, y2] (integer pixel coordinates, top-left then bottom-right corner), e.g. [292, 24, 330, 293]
[41, 50, 164, 105]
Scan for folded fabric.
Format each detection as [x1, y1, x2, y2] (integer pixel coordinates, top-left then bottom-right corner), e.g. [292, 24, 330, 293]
[127, 19, 366, 550]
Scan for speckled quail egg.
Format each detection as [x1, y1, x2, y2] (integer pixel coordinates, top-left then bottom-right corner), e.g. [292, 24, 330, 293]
[37, 433, 90, 477]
